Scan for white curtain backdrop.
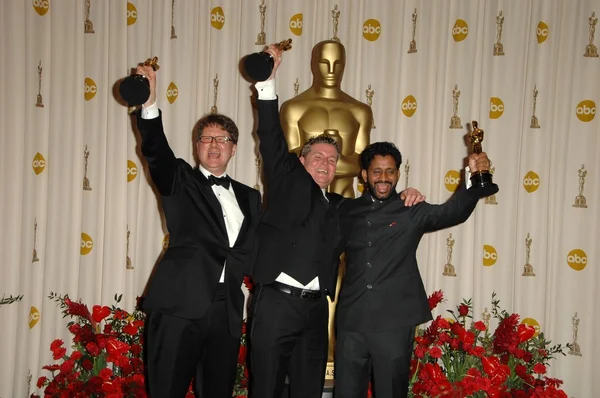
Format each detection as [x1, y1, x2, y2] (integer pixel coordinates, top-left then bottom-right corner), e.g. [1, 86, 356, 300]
[1, 0, 598, 396]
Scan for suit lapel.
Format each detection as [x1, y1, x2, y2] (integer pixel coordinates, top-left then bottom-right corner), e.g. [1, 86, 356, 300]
[191, 169, 228, 243]
[231, 180, 251, 246]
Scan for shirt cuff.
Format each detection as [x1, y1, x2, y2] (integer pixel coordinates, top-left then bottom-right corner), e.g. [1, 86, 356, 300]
[464, 166, 472, 190]
[141, 101, 159, 119]
[255, 79, 277, 100]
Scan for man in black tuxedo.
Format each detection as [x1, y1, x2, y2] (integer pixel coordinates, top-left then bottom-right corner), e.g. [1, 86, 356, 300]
[334, 142, 490, 398]
[135, 65, 261, 398]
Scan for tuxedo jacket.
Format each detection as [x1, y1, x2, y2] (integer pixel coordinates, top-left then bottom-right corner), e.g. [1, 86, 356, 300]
[253, 99, 343, 298]
[336, 184, 478, 332]
[136, 111, 261, 338]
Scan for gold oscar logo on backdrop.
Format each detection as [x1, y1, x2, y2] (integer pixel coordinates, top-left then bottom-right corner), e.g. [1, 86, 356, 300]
[484, 161, 498, 205]
[363, 19, 381, 41]
[28, 306, 40, 329]
[33, 0, 49, 16]
[166, 82, 179, 104]
[401, 95, 417, 117]
[210, 74, 219, 114]
[126, 2, 137, 26]
[36, 61, 45, 108]
[127, 160, 138, 182]
[482, 244, 498, 266]
[81, 233, 93, 255]
[126, 227, 133, 270]
[365, 85, 376, 128]
[567, 249, 587, 271]
[444, 170, 461, 192]
[493, 11, 505, 56]
[449, 84, 463, 128]
[452, 19, 469, 42]
[408, 9, 418, 53]
[404, 159, 410, 190]
[584, 12, 598, 58]
[537, 21, 549, 43]
[211, 6, 225, 30]
[522, 233, 535, 276]
[522, 171, 540, 193]
[254, 0, 266, 44]
[489, 97, 504, 119]
[331, 5, 341, 42]
[32, 218, 40, 263]
[32, 152, 46, 175]
[84, 0, 94, 34]
[576, 100, 596, 122]
[83, 145, 92, 190]
[84, 78, 97, 101]
[573, 164, 588, 208]
[568, 312, 582, 356]
[163, 234, 170, 250]
[443, 233, 457, 277]
[530, 85, 540, 128]
[170, 0, 177, 39]
[289, 13, 303, 36]
[521, 318, 540, 337]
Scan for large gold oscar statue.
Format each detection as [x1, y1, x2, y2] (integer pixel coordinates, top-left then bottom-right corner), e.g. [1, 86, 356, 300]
[281, 39, 373, 381]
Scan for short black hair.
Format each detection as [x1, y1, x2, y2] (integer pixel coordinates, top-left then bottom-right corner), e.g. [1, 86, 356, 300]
[360, 142, 402, 170]
[300, 134, 341, 158]
[196, 113, 239, 144]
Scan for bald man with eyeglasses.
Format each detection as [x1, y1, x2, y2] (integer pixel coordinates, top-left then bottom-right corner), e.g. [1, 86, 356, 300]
[134, 65, 261, 398]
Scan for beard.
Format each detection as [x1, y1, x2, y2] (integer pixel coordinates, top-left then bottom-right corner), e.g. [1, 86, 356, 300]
[368, 180, 398, 200]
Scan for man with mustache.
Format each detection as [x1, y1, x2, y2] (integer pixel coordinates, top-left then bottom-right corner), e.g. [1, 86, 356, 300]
[334, 141, 490, 398]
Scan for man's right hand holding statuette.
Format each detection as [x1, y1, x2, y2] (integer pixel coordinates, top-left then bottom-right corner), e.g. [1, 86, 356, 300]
[467, 120, 499, 197]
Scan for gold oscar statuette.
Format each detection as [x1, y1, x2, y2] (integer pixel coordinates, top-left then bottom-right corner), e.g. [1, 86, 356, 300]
[467, 121, 499, 197]
[331, 4, 341, 43]
[573, 164, 588, 208]
[254, 156, 261, 191]
[568, 312, 582, 356]
[493, 11, 505, 56]
[530, 85, 540, 129]
[32, 218, 39, 263]
[449, 84, 462, 129]
[584, 12, 599, 58]
[443, 233, 457, 277]
[482, 307, 491, 330]
[170, 0, 177, 39]
[83, 145, 92, 191]
[255, 0, 266, 45]
[365, 84, 376, 129]
[408, 8, 418, 54]
[84, 0, 95, 34]
[484, 161, 498, 205]
[210, 74, 219, 114]
[126, 227, 133, 269]
[280, 40, 373, 383]
[404, 159, 410, 190]
[36, 61, 44, 108]
[522, 233, 535, 276]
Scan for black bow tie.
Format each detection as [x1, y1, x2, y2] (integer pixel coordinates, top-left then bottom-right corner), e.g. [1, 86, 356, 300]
[208, 174, 231, 189]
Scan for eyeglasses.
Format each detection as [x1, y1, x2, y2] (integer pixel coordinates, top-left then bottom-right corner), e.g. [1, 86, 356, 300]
[198, 136, 234, 144]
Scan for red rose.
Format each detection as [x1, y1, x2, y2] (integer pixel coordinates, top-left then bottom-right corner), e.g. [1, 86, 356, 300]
[37, 376, 48, 388]
[473, 321, 486, 331]
[99, 368, 113, 380]
[515, 364, 527, 378]
[85, 342, 101, 357]
[123, 322, 138, 335]
[458, 304, 469, 317]
[70, 351, 82, 361]
[429, 346, 442, 358]
[533, 363, 547, 374]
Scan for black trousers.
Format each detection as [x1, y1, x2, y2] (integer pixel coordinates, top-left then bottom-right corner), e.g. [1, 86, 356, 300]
[143, 286, 240, 398]
[249, 284, 329, 398]
[334, 325, 415, 398]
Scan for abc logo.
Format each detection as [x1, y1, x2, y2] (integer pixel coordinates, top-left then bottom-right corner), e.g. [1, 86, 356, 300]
[482, 244, 498, 266]
[363, 19, 382, 41]
[522, 171, 540, 193]
[536, 21, 549, 43]
[452, 19, 469, 42]
[567, 249, 587, 271]
[163, 234, 170, 250]
[29, 306, 41, 329]
[127, 2, 137, 26]
[521, 318, 540, 337]
[33, 0, 49, 16]
[166, 82, 179, 104]
[127, 160, 138, 182]
[401, 95, 417, 117]
[289, 13, 303, 36]
[32, 152, 46, 175]
[576, 100, 596, 122]
[444, 170, 461, 192]
[84, 77, 97, 101]
[211, 7, 225, 30]
[489, 97, 504, 119]
[81, 232, 93, 255]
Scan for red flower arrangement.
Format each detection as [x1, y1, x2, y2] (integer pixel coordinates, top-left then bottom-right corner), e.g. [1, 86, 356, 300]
[408, 291, 570, 397]
[33, 279, 254, 398]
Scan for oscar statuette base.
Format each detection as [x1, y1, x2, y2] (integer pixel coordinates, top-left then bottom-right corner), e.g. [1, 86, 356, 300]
[584, 44, 598, 58]
[573, 195, 587, 208]
[568, 343, 582, 356]
[468, 171, 499, 198]
[449, 116, 463, 129]
[530, 116, 540, 129]
[493, 42, 504, 56]
[443, 263, 456, 277]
